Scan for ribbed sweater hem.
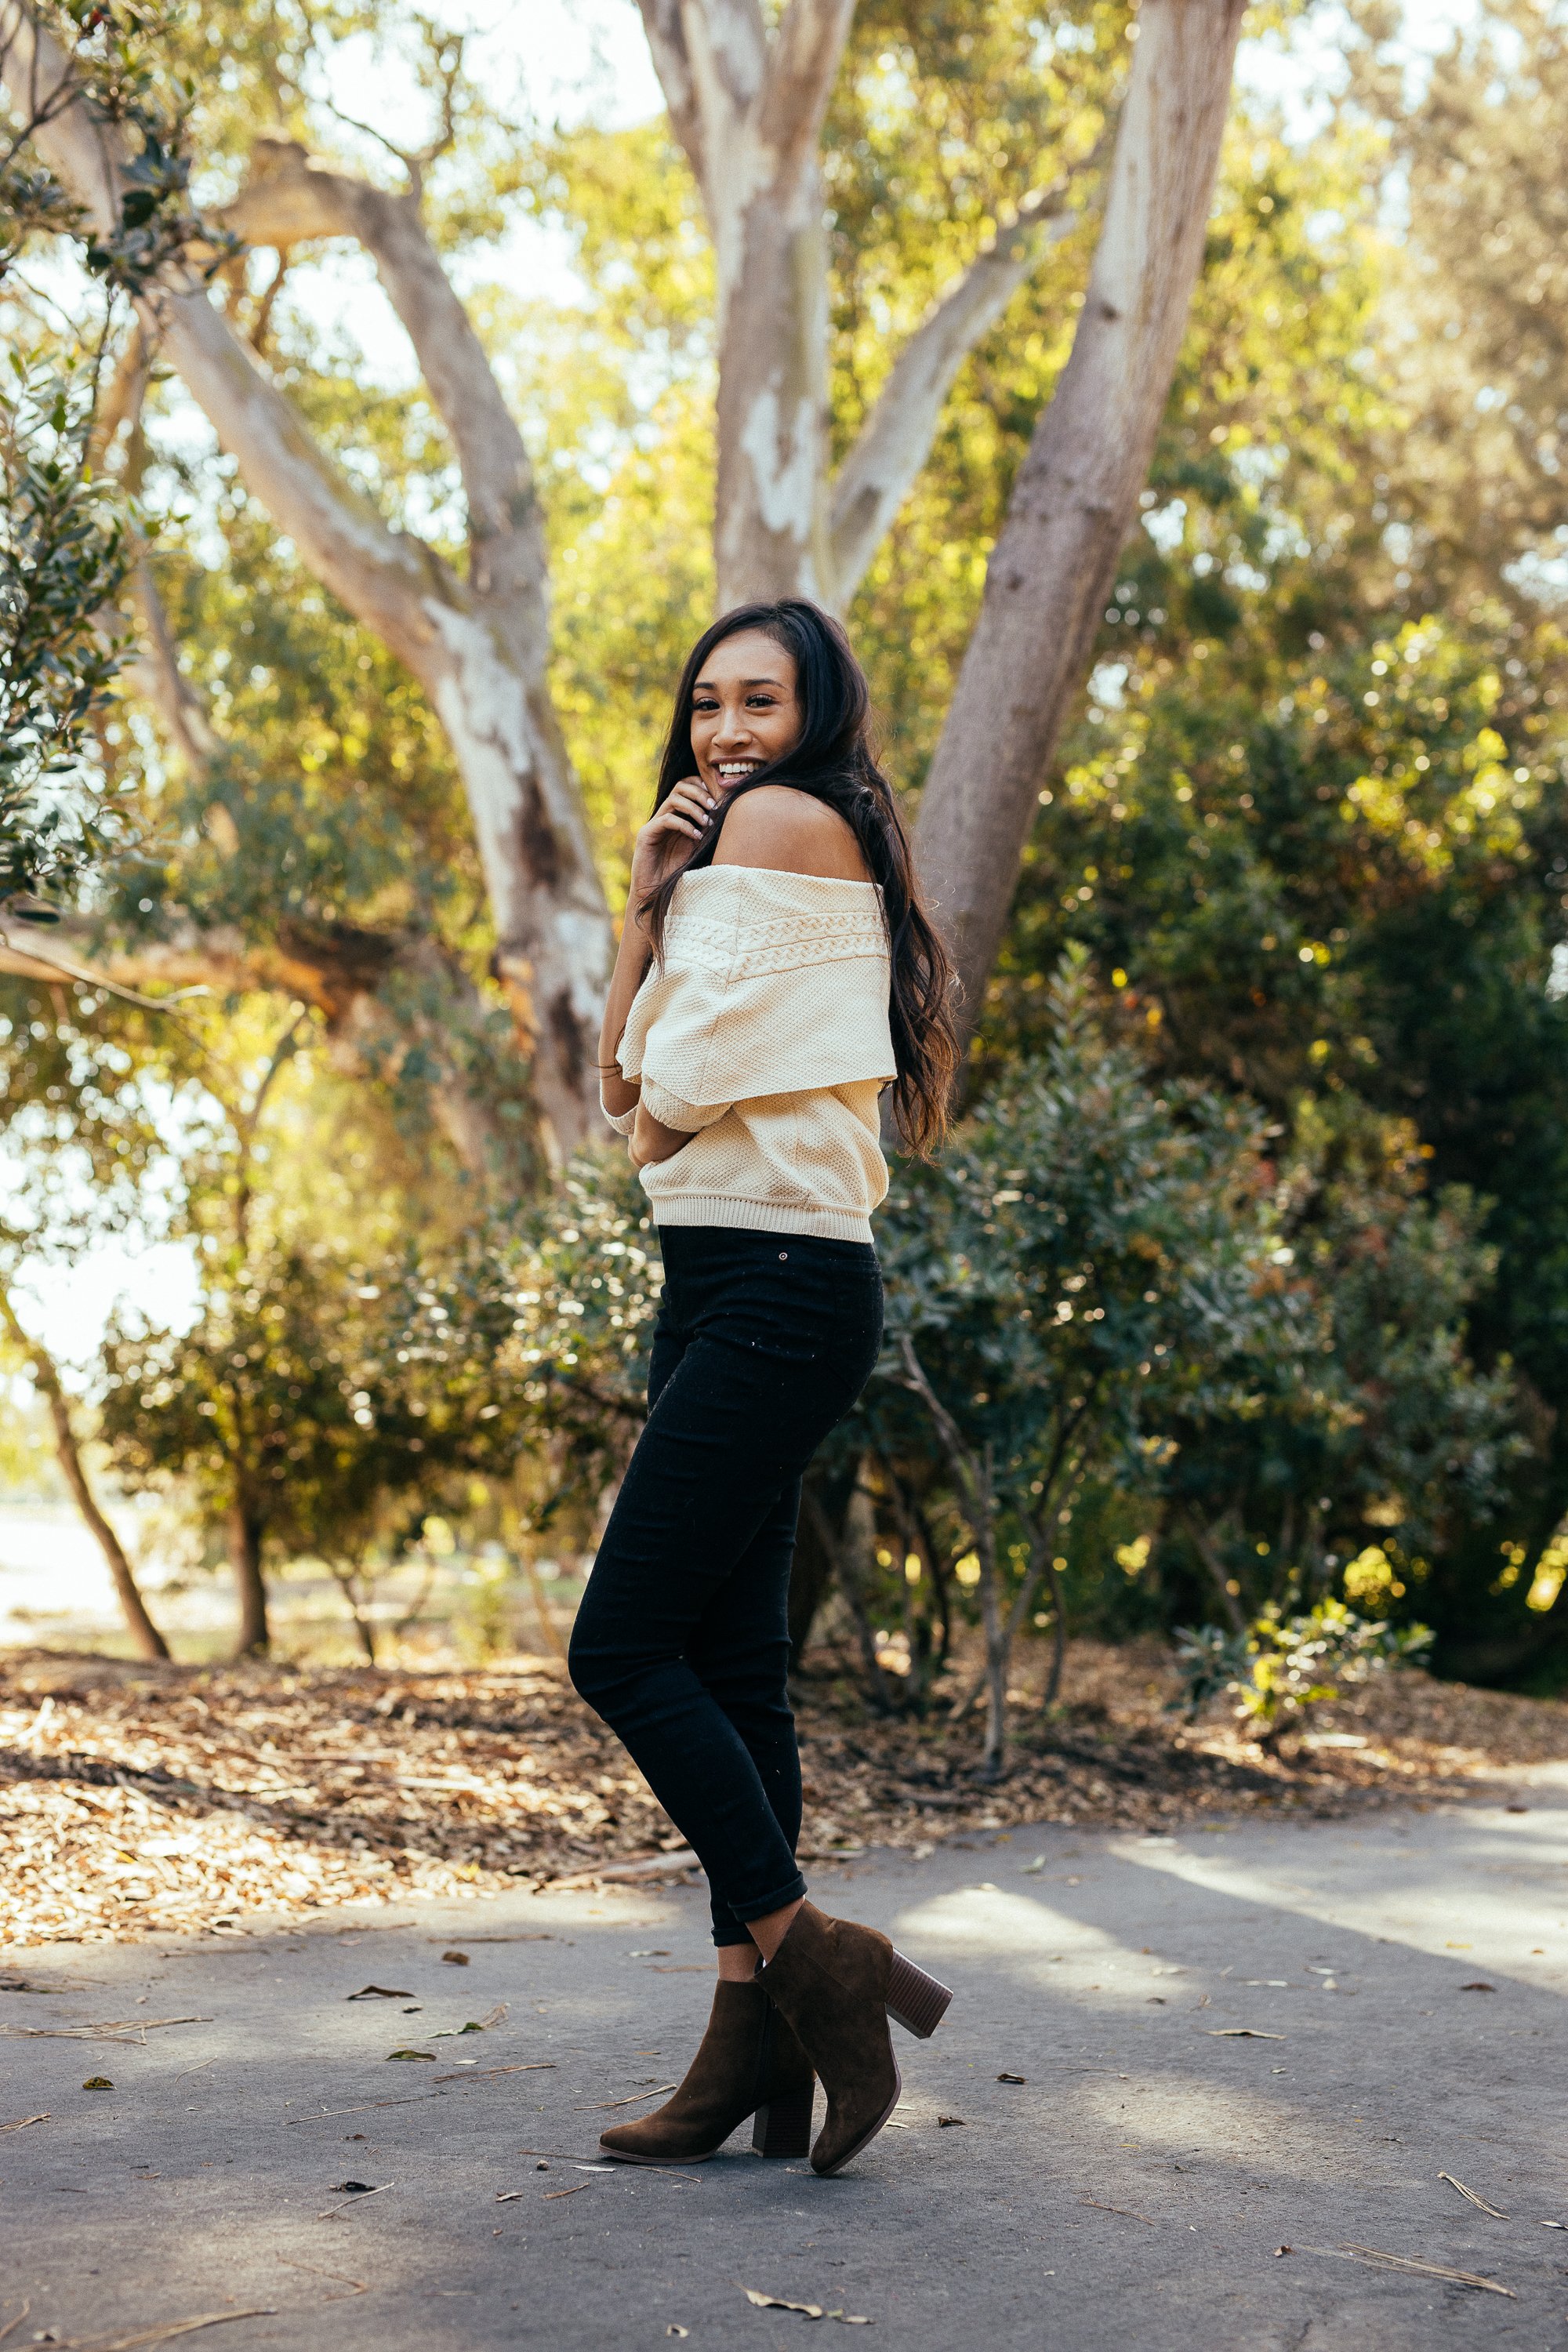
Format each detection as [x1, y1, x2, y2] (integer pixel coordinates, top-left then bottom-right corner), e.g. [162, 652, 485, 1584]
[650, 1194, 875, 1245]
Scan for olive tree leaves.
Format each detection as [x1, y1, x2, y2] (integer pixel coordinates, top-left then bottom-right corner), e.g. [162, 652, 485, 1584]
[0, 348, 132, 911]
[0, 3, 241, 918]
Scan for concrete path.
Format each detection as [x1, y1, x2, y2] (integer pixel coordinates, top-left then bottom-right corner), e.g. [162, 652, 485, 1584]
[4, 1781, 1567, 2350]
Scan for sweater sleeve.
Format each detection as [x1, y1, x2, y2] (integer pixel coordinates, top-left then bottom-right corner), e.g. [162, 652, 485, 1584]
[599, 1086, 639, 1138]
[637, 1075, 735, 1132]
[615, 867, 896, 1127]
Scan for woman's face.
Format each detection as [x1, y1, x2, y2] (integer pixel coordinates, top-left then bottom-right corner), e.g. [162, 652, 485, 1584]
[688, 629, 802, 794]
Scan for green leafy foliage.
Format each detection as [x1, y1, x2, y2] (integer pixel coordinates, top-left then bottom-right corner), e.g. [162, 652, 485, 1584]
[877, 953, 1307, 1497]
[1175, 1597, 1434, 1744]
[1158, 1097, 1524, 1628]
[852, 954, 1315, 1765]
[0, 351, 132, 908]
[96, 1240, 421, 1560]
[4, 0, 1567, 1713]
[93, 1139, 660, 1623]
[26, 2, 241, 296]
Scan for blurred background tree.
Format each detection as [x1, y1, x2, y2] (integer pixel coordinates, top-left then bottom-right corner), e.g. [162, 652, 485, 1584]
[2, 0, 1567, 1749]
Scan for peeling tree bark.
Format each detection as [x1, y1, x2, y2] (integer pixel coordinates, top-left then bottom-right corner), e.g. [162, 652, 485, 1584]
[0, 8, 614, 1154]
[215, 145, 607, 1098]
[638, 0, 852, 608]
[638, 0, 1099, 614]
[911, 0, 1247, 1032]
[10, 369, 533, 1199]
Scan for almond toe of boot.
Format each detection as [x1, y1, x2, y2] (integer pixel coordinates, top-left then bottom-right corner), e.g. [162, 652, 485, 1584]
[809, 2046, 901, 2177]
[598, 2115, 676, 2163]
[596, 1977, 813, 2165]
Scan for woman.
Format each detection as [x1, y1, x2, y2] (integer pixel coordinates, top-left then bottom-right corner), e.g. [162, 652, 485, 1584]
[568, 598, 959, 2179]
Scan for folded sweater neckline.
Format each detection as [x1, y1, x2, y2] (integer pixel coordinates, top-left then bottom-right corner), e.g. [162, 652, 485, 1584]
[677, 864, 883, 898]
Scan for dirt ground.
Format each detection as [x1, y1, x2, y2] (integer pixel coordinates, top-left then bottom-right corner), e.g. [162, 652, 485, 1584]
[3, 1636, 1566, 1946]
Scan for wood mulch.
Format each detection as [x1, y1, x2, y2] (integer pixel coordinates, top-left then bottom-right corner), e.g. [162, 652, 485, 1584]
[2, 1639, 1564, 1945]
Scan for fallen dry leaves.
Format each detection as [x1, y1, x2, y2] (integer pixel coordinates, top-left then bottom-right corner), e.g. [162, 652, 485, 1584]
[1288, 2245, 1515, 2297]
[1439, 2172, 1508, 2219]
[1, 1637, 1564, 1944]
[0, 1650, 671, 1943]
[45, 2312, 278, 2350]
[742, 2289, 871, 2325]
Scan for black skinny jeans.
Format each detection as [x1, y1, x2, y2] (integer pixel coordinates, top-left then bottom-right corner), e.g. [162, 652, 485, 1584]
[568, 1225, 883, 1943]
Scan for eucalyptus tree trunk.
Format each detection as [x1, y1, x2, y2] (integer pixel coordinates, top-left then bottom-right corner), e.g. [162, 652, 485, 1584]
[2, 331, 530, 1192]
[641, 1, 1246, 1033]
[0, 9, 613, 1155]
[912, 0, 1247, 1031]
[637, 0, 1098, 612]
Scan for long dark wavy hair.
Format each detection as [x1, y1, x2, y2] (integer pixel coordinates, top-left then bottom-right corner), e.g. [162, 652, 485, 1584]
[640, 599, 958, 1155]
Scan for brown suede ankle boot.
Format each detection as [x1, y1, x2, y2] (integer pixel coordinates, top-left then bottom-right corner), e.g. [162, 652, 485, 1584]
[598, 1977, 814, 2164]
[757, 1900, 953, 2177]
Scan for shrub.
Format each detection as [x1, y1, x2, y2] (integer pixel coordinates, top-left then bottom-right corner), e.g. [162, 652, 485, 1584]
[1175, 1596, 1433, 1748]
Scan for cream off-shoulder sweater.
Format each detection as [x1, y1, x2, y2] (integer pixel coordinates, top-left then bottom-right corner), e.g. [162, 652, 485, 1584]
[601, 864, 897, 1243]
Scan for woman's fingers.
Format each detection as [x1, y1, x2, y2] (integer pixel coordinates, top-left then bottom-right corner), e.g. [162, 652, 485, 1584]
[645, 783, 716, 845]
[670, 775, 719, 812]
[632, 779, 720, 891]
[645, 808, 698, 839]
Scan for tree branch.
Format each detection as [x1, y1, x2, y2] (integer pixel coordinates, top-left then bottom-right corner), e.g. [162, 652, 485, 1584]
[634, 0, 768, 201]
[1013, 1494, 1073, 1709]
[758, 0, 857, 165]
[0, 918, 213, 1007]
[631, 1, 703, 182]
[0, 911, 518, 1181]
[231, 1006, 307, 1251]
[1, 0, 614, 1148]
[1181, 1504, 1248, 1635]
[0, 0, 526, 677]
[911, 0, 1247, 1030]
[895, 1335, 1002, 1738]
[125, 553, 219, 770]
[0, 1281, 169, 1661]
[895, 1332, 984, 1505]
[90, 325, 221, 773]
[0, 0, 451, 672]
[218, 140, 548, 617]
[87, 321, 153, 467]
[828, 170, 1096, 607]
[800, 1481, 895, 1713]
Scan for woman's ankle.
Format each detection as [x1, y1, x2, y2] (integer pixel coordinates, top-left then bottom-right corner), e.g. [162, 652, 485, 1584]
[747, 1897, 804, 1965]
[715, 1942, 761, 1982]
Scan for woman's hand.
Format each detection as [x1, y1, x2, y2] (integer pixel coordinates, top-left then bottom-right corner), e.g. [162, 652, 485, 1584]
[601, 780, 719, 1120]
[629, 1102, 694, 1169]
[629, 776, 718, 905]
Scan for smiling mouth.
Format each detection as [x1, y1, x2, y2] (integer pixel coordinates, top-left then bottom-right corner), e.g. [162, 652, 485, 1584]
[714, 760, 760, 780]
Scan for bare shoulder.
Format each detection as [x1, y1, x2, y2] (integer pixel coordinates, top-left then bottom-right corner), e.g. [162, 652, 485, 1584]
[712, 786, 870, 882]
